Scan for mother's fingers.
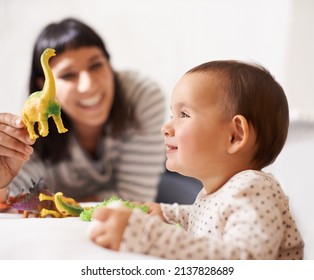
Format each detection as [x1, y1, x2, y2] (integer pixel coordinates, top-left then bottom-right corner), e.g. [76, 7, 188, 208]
[0, 133, 33, 161]
[0, 113, 25, 128]
[0, 122, 34, 145]
[0, 145, 32, 161]
[0, 112, 34, 145]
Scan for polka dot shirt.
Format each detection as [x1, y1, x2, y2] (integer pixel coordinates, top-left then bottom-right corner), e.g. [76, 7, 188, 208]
[120, 170, 304, 259]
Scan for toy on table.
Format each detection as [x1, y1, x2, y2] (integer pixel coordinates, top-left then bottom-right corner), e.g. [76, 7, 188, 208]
[11, 178, 84, 218]
[0, 194, 23, 212]
[22, 48, 68, 139]
[7, 179, 147, 219]
[80, 196, 148, 221]
[38, 192, 84, 218]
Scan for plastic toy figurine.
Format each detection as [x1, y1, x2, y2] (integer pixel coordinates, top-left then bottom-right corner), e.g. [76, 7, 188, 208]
[21, 48, 68, 139]
[12, 178, 84, 218]
[39, 192, 84, 218]
[11, 178, 53, 217]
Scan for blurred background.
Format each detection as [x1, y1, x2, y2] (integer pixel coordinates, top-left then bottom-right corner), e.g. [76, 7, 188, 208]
[0, 0, 313, 259]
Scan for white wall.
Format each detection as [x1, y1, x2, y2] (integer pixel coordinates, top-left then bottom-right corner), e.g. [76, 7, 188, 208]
[1, 0, 314, 258]
[0, 0, 302, 114]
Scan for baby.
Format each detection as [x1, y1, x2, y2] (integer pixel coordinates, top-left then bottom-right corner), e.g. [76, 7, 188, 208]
[89, 60, 304, 259]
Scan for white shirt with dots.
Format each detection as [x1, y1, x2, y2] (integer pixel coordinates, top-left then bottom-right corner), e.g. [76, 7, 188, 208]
[120, 170, 304, 259]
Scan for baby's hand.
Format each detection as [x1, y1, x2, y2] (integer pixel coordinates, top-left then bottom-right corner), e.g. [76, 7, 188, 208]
[146, 202, 166, 222]
[89, 206, 132, 251]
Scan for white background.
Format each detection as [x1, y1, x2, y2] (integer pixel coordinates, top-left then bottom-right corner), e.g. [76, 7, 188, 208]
[0, 0, 313, 259]
[1, 0, 314, 116]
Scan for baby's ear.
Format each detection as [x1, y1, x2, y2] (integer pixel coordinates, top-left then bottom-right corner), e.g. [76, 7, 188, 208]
[227, 115, 250, 154]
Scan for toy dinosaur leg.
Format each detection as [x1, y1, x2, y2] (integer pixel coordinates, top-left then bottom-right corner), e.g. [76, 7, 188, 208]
[26, 122, 39, 140]
[38, 114, 49, 137]
[39, 193, 54, 202]
[23, 211, 30, 218]
[52, 114, 68, 134]
[40, 208, 63, 218]
[22, 114, 39, 139]
[38, 122, 42, 135]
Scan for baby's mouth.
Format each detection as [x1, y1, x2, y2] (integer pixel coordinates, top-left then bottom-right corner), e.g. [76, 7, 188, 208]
[166, 145, 178, 151]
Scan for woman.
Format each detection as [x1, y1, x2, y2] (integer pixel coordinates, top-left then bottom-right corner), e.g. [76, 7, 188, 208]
[0, 18, 165, 202]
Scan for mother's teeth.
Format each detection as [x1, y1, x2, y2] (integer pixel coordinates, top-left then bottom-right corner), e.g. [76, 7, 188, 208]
[79, 95, 101, 107]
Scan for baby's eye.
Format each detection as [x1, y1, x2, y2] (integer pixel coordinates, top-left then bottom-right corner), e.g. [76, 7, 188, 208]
[180, 111, 190, 118]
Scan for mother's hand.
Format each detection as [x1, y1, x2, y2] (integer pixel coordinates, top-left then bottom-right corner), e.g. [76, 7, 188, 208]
[0, 113, 35, 188]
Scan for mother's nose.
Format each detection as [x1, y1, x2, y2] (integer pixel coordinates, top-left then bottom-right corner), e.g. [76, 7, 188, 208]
[77, 71, 93, 94]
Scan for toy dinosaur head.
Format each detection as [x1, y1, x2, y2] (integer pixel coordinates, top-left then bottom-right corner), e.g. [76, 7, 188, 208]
[43, 48, 56, 59]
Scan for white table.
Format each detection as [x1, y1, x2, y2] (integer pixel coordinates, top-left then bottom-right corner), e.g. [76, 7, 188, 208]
[0, 209, 157, 260]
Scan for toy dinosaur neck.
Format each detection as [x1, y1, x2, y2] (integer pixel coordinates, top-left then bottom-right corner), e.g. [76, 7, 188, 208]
[41, 54, 56, 101]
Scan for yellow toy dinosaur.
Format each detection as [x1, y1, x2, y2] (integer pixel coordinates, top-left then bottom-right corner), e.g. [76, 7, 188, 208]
[22, 48, 68, 139]
[39, 192, 84, 218]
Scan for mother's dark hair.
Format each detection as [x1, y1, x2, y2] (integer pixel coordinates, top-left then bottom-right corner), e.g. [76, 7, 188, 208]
[29, 18, 135, 162]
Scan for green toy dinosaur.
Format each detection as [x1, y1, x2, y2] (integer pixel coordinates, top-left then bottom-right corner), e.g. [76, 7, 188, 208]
[22, 48, 68, 139]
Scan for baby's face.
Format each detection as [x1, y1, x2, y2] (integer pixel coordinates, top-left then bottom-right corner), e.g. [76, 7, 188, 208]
[161, 72, 231, 180]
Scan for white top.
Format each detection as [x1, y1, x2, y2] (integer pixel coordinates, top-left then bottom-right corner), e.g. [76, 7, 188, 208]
[9, 71, 166, 202]
[120, 170, 304, 259]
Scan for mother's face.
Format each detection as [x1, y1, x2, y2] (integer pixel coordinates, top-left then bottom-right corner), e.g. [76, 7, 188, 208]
[49, 46, 115, 128]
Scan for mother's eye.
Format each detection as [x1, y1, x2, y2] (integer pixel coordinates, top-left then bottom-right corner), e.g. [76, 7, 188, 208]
[89, 62, 104, 71]
[59, 72, 77, 80]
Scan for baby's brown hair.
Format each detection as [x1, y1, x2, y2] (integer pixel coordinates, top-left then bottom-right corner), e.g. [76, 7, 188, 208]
[187, 60, 289, 169]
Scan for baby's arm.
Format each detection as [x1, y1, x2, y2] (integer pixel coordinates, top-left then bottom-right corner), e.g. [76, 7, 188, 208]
[119, 210, 212, 259]
[89, 200, 282, 259]
[146, 201, 166, 221]
[89, 206, 209, 258]
[146, 202, 192, 229]
[118, 203, 282, 259]
[160, 203, 192, 229]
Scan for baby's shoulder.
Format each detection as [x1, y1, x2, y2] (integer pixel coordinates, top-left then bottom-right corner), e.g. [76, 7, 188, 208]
[224, 170, 283, 197]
